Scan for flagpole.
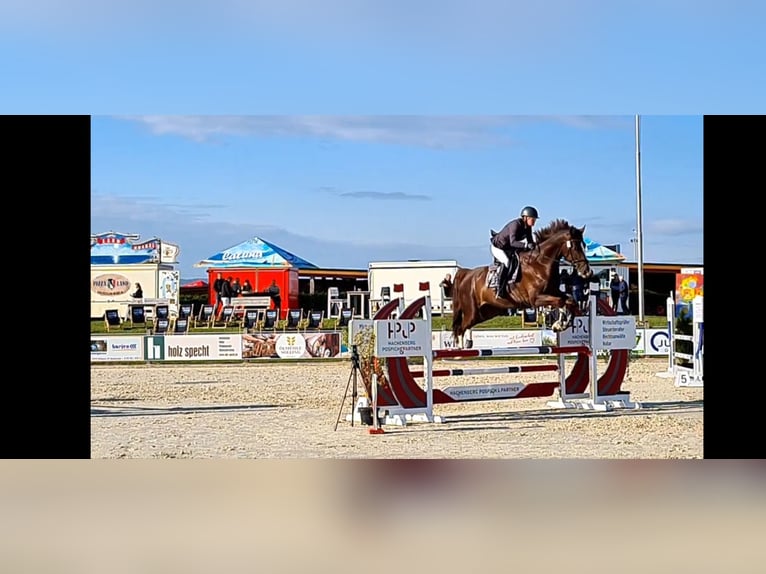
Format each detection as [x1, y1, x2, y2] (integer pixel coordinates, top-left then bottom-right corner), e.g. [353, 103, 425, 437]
[635, 115, 645, 323]
[157, 237, 162, 302]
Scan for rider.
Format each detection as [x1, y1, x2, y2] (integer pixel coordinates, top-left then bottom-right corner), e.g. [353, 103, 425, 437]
[490, 205, 539, 298]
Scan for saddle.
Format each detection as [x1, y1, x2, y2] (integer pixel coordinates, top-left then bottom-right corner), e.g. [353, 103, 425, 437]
[487, 256, 520, 287]
[487, 230, 521, 289]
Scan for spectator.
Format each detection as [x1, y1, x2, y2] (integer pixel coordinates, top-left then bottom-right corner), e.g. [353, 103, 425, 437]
[213, 273, 224, 313]
[130, 282, 143, 298]
[617, 275, 630, 314]
[609, 273, 620, 312]
[571, 273, 587, 312]
[439, 273, 454, 299]
[241, 279, 253, 294]
[267, 279, 282, 317]
[230, 277, 242, 298]
[218, 276, 233, 318]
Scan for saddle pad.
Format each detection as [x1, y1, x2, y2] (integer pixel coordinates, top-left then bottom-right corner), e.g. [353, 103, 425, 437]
[487, 266, 499, 288]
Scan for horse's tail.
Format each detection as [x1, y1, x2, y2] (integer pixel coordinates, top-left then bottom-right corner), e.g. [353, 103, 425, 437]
[451, 267, 468, 340]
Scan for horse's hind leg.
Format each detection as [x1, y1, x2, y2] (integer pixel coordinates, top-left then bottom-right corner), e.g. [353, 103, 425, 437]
[452, 308, 477, 349]
[451, 307, 464, 347]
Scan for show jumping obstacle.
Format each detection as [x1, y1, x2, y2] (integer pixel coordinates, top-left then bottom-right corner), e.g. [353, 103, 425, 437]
[656, 292, 703, 387]
[450, 219, 592, 346]
[348, 281, 639, 427]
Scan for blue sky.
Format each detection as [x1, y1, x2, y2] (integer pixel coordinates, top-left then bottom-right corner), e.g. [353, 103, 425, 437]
[3, 1, 753, 279]
[89, 115, 703, 278]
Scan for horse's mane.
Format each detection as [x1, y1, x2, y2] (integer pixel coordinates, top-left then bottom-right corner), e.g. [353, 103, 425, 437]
[534, 219, 574, 243]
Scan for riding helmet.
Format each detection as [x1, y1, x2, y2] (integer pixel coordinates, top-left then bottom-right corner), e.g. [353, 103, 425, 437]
[520, 206, 539, 218]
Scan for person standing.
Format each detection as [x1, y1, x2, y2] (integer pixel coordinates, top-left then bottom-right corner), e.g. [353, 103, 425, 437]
[617, 275, 630, 314]
[221, 276, 233, 307]
[267, 279, 282, 318]
[217, 276, 233, 319]
[213, 272, 224, 314]
[609, 273, 620, 312]
[571, 272, 587, 312]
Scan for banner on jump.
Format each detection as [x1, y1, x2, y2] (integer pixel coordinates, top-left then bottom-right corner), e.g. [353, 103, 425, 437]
[433, 329, 543, 349]
[374, 319, 432, 357]
[549, 326, 669, 355]
[556, 317, 590, 347]
[591, 316, 636, 350]
[555, 314, 640, 352]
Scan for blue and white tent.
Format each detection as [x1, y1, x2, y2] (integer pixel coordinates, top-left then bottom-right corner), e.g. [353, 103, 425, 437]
[583, 237, 625, 264]
[194, 237, 318, 269]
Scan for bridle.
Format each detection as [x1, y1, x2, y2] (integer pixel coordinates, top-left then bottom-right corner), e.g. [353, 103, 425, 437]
[561, 238, 589, 270]
[528, 233, 589, 272]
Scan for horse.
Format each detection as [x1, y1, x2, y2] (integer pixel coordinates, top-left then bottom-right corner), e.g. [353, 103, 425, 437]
[451, 219, 592, 348]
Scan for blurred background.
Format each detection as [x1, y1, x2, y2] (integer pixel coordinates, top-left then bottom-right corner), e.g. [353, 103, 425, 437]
[1, 460, 764, 573]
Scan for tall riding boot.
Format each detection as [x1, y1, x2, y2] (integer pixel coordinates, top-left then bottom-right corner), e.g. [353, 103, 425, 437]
[495, 264, 509, 298]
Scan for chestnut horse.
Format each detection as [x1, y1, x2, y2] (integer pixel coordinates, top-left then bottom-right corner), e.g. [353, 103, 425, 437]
[451, 219, 592, 348]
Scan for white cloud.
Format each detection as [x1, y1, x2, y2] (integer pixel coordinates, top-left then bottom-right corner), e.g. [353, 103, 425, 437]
[90, 193, 226, 222]
[119, 115, 632, 149]
[92, 193, 484, 278]
[121, 115, 522, 148]
[648, 219, 703, 235]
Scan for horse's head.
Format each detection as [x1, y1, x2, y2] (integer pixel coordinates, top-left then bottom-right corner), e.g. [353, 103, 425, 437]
[535, 219, 591, 279]
[560, 224, 591, 278]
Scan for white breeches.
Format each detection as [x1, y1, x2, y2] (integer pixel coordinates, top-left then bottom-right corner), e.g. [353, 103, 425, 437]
[490, 245, 509, 266]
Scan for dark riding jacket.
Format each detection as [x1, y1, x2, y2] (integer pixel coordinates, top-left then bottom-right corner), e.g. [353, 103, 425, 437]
[491, 217, 534, 252]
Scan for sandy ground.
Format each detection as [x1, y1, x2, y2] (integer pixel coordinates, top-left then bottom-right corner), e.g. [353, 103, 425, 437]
[91, 355, 702, 459]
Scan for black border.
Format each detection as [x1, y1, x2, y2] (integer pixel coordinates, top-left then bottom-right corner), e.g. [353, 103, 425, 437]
[0, 115, 91, 458]
[702, 115, 761, 459]
[1, 115, 743, 459]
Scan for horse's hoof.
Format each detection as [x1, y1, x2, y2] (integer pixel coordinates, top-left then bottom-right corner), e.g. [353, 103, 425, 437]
[465, 339, 473, 349]
[552, 319, 571, 332]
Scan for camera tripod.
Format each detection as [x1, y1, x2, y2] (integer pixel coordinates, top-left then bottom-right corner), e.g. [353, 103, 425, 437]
[333, 344, 364, 431]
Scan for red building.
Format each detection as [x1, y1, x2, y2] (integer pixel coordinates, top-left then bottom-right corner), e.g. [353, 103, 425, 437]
[194, 237, 317, 320]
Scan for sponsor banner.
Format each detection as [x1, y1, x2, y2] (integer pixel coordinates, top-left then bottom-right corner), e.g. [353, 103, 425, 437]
[443, 383, 526, 401]
[558, 327, 670, 356]
[432, 329, 543, 350]
[91, 273, 132, 296]
[144, 334, 243, 361]
[557, 317, 590, 348]
[374, 320, 432, 358]
[242, 332, 343, 359]
[641, 329, 671, 356]
[592, 316, 636, 351]
[93, 327, 671, 363]
[91, 336, 144, 362]
[159, 270, 180, 302]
